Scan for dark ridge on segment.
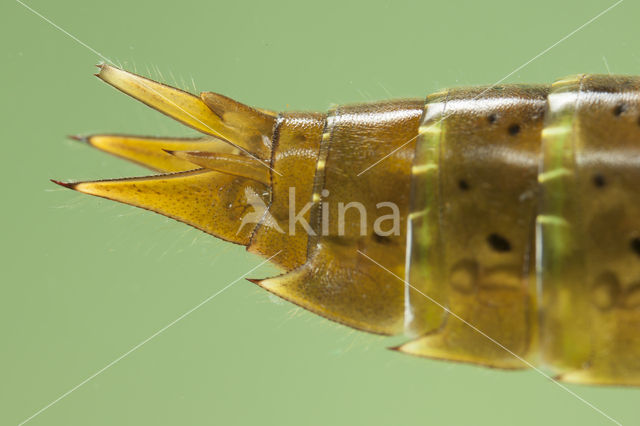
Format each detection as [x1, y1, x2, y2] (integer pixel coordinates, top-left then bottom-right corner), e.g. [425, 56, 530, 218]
[593, 173, 606, 188]
[487, 233, 511, 252]
[613, 104, 626, 116]
[507, 124, 520, 135]
[487, 113, 498, 124]
[631, 237, 640, 257]
[458, 179, 470, 191]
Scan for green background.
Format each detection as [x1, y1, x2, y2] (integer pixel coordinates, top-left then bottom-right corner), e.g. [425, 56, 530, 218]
[2, 0, 639, 424]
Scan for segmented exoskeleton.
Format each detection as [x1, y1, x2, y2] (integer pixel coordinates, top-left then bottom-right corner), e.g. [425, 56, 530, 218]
[56, 66, 640, 386]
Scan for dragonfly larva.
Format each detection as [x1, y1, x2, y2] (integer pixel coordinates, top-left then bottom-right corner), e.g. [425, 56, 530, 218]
[55, 65, 640, 386]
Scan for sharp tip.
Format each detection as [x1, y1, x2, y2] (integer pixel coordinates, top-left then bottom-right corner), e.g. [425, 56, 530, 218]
[387, 345, 403, 352]
[68, 134, 90, 144]
[50, 179, 77, 190]
[246, 278, 262, 285]
[94, 65, 108, 79]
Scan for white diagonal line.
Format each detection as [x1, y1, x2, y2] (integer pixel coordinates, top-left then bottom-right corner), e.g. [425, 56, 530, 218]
[357, 0, 623, 176]
[357, 250, 622, 426]
[357, 133, 420, 176]
[15, 0, 114, 63]
[18, 251, 281, 426]
[482, 0, 623, 92]
[16, 0, 282, 177]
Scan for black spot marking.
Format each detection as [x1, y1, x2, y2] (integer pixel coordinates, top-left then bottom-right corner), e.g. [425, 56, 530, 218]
[630, 237, 640, 257]
[458, 179, 470, 191]
[613, 104, 626, 116]
[487, 113, 498, 124]
[592, 173, 606, 188]
[508, 124, 520, 136]
[487, 233, 511, 252]
[373, 233, 392, 244]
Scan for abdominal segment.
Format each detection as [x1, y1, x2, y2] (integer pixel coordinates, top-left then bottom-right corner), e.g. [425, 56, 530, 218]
[405, 76, 640, 385]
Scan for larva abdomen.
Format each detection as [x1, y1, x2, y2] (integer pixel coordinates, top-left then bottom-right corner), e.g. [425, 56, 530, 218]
[407, 75, 640, 385]
[56, 66, 640, 386]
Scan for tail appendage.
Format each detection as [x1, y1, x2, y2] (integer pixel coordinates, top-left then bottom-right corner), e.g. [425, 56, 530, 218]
[55, 65, 418, 336]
